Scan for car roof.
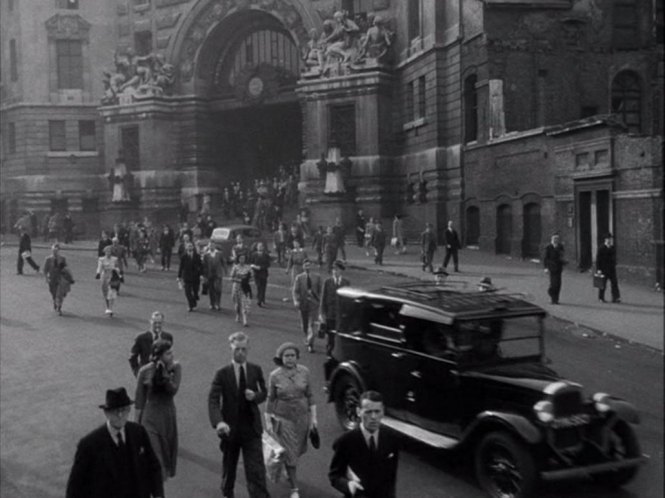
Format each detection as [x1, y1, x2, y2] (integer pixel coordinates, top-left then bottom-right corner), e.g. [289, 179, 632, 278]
[212, 225, 259, 232]
[338, 282, 546, 322]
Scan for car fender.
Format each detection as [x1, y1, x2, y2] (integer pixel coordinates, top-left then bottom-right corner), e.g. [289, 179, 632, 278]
[609, 399, 640, 425]
[327, 361, 367, 402]
[463, 411, 543, 445]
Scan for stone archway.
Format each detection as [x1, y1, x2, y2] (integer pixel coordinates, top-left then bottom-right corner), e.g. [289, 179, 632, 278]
[169, 0, 317, 96]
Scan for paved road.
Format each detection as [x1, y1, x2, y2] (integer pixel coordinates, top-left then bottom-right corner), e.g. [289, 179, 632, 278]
[0, 246, 662, 498]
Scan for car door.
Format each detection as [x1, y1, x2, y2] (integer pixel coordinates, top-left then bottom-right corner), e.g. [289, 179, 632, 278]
[361, 299, 411, 421]
[402, 317, 464, 437]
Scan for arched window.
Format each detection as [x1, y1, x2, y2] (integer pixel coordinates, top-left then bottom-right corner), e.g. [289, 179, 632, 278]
[464, 75, 478, 143]
[465, 206, 480, 246]
[611, 71, 642, 134]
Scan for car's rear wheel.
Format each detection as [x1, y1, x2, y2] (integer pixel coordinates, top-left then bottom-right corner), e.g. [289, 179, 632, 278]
[475, 431, 537, 498]
[591, 421, 641, 488]
[332, 374, 361, 431]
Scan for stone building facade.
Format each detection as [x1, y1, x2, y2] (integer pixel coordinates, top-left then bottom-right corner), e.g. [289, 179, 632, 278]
[1, 0, 662, 283]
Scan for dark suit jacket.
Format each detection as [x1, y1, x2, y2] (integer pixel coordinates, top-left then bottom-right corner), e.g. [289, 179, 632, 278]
[596, 244, 617, 277]
[292, 271, 322, 311]
[129, 331, 174, 376]
[208, 362, 267, 439]
[178, 252, 203, 282]
[320, 276, 350, 324]
[97, 238, 113, 257]
[444, 228, 461, 250]
[543, 243, 566, 273]
[329, 427, 400, 498]
[371, 229, 386, 250]
[66, 422, 163, 498]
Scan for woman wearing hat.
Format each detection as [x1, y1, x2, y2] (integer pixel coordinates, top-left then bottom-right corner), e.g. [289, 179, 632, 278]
[265, 343, 317, 498]
[135, 339, 181, 481]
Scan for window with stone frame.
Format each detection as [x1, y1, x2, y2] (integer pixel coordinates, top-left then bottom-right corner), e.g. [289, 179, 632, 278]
[329, 104, 356, 157]
[49, 120, 67, 151]
[55, 0, 79, 9]
[8, 123, 16, 154]
[134, 31, 153, 56]
[78, 120, 96, 151]
[408, 0, 423, 43]
[405, 80, 415, 122]
[657, 0, 664, 44]
[611, 71, 642, 134]
[464, 74, 478, 142]
[56, 39, 83, 89]
[416, 76, 426, 120]
[612, 0, 639, 49]
[10, 39, 18, 82]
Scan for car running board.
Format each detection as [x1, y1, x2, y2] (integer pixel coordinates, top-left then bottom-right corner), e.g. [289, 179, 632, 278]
[382, 416, 460, 449]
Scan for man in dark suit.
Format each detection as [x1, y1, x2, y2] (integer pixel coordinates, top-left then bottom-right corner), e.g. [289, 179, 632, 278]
[543, 233, 567, 305]
[371, 221, 386, 265]
[292, 259, 323, 353]
[355, 209, 366, 247]
[17, 225, 40, 275]
[129, 311, 174, 376]
[66, 387, 163, 498]
[177, 241, 203, 311]
[208, 332, 270, 498]
[596, 233, 621, 303]
[442, 220, 461, 272]
[320, 260, 350, 356]
[329, 390, 400, 498]
[420, 222, 437, 273]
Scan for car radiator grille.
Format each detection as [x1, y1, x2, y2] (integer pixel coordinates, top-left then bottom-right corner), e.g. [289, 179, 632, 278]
[553, 389, 583, 417]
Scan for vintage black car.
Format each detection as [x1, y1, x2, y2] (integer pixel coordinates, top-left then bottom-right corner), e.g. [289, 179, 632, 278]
[324, 282, 645, 498]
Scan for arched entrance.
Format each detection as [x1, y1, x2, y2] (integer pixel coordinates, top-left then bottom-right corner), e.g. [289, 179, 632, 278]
[199, 11, 304, 184]
[522, 202, 541, 258]
[496, 204, 512, 255]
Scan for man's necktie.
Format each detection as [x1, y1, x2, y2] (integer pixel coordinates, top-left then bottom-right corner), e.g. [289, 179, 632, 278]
[238, 364, 246, 393]
[117, 431, 125, 448]
[368, 435, 376, 455]
[306, 274, 311, 290]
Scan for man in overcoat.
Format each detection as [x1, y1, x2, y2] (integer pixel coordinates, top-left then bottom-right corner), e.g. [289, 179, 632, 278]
[66, 387, 163, 498]
[596, 233, 621, 303]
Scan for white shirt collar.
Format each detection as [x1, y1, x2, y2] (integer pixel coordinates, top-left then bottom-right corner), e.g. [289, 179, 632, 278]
[106, 421, 125, 446]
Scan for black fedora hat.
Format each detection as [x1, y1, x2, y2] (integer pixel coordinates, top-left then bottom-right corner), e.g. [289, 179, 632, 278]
[99, 387, 133, 410]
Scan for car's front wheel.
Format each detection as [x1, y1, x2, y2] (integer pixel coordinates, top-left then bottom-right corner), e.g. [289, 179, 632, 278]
[332, 374, 361, 431]
[591, 421, 641, 488]
[475, 431, 537, 498]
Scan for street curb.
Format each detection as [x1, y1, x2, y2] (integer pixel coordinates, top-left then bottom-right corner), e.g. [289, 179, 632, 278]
[346, 262, 664, 354]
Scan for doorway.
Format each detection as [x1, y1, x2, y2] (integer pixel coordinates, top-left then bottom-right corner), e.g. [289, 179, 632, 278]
[465, 206, 480, 246]
[213, 102, 302, 183]
[522, 203, 542, 258]
[576, 184, 612, 270]
[496, 204, 512, 255]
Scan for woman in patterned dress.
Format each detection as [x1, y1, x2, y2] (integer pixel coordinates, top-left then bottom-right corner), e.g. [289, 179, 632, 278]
[135, 339, 181, 481]
[230, 252, 253, 326]
[265, 342, 317, 498]
[95, 245, 120, 316]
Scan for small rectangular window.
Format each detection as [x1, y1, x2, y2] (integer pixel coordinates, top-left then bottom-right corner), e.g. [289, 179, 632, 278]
[406, 81, 414, 122]
[134, 31, 153, 56]
[10, 39, 18, 82]
[417, 76, 426, 119]
[49, 121, 66, 151]
[8, 123, 16, 154]
[408, 0, 422, 42]
[79, 120, 96, 151]
[56, 40, 83, 89]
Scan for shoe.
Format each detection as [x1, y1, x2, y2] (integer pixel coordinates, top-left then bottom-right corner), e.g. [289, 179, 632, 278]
[17, 272, 23, 275]
[188, 307, 193, 312]
[307, 345, 314, 353]
[161, 267, 165, 271]
[210, 305, 215, 310]
[57, 309, 62, 316]
[290, 489, 300, 498]
[599, 298, 606, 303]
[105, 309, 112, 315]
[613, 299, 622, 303]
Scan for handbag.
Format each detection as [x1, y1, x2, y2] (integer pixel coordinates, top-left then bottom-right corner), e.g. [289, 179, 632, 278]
[309, 426, 320, 449]
[390, 236, 398, 247]
[593, 273, 606, 290]
[262, 430, 286, 483]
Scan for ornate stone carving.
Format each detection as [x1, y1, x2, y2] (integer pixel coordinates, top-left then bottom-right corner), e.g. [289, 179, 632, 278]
[45, 14, 91, 40]
[102, 49, 176, 105]
[156, 12, 181, 30]
[178, 0, 310, 82]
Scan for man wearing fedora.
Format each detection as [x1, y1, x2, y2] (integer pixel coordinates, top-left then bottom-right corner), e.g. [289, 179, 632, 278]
[66, 387, 163, 498]
[320, 260, 350, 356]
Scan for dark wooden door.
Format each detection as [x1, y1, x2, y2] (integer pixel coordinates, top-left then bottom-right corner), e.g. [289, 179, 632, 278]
[522, 203, 541, 258]
[496, 204, 512, 255]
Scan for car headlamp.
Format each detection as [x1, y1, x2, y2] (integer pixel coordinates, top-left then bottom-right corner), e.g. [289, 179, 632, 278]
[533, 400, 554, 423]
[592, 392, 612, 413]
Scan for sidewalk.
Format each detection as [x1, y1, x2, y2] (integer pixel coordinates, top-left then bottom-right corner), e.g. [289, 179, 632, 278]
[341, 244, 663, 351]
[3, 236, 662, 350]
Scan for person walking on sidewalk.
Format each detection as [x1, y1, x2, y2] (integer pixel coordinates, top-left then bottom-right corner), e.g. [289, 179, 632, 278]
[97, 231, 113, 258]
[333, 218, 347, 262]
[322, 226, 338, 274]
[43, 243, 72, 315]
[311, 226, 325, 267]
[391, 214, 406, 255]
[292, 259, 322, 352]
[355, 208, 366, 247]
[177, 242, 203, 312]
[230, 253, 253, 326]
[95, 245, 121, 316]
[420, 223, 437, 272]
[159, 225, 176, 271]
[543, 233, 567, 305]
[596, 233, 621, 303]
[250, 242, 271, 307]
[203, 241, 227, 311]
[371, 220, 386, 265]
[129, 311, 174, 377]
[320, 260, 350, 356]
[442, 220, 461, 272]
[17, 226, 40, 275]
[207, 332, 270, 498]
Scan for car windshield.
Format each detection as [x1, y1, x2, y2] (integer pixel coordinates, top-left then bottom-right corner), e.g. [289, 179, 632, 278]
[214, 228, 231, 240]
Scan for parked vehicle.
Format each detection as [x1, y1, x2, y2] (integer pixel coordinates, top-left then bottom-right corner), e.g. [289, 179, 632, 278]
[324, 282, 645, 498]
[207, 224, 266, 262]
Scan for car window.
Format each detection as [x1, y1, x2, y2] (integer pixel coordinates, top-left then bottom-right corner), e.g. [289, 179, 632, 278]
[365, 300, 403, 343]
[338, 296, 363, 333]
[214, 228, 230, 240]
[402, 317, 455, 358]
